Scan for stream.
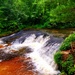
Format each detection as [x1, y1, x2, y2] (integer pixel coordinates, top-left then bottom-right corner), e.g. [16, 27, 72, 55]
[0, 29, 75, 75]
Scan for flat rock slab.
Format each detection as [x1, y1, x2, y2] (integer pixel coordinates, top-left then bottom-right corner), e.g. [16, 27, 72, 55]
[0, 56, 37, 75]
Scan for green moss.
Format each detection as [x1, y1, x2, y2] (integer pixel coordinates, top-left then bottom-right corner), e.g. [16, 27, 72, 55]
[54, 33, 75, 75]
[60, 33, 75, 51]
[54, 51, 62, 64]
[61, 55, 74, 75]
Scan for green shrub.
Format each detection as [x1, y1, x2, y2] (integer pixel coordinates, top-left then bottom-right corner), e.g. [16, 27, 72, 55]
[60, 71, 67, 75]
[54, 51, 62, 64]
[60, 33, 75, 51]
[61, 55, 74, 75]
[54, 33, 75, 75]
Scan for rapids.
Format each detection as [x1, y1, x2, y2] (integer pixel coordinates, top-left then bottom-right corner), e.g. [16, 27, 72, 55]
[0, 30, 63, 75]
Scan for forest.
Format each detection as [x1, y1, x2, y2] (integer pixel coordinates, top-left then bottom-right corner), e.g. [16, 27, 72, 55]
[0, 0, 75, 35]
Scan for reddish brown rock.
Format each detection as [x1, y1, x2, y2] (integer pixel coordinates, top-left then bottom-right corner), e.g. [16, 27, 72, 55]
[0, 44, 5, 48]
[0, 56, 36, 75]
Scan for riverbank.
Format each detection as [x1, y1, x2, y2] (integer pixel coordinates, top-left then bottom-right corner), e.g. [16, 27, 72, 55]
[0, 28, 75, 38]
[54, 33, 75, 75]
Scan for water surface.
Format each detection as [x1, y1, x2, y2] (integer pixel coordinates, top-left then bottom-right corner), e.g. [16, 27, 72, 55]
[0, 28, 75, 75]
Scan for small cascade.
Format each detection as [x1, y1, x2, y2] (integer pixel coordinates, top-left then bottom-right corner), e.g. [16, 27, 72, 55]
[0, 30, 63, 75]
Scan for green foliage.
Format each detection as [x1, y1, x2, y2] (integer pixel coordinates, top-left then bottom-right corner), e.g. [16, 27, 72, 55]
[60, 71, 67, 75]
[0, 0, 75, 35]
[50, 0, 75, 23]
[61, 55, 74, 75]
[54, 52, 62, 64]
[54, 33, 75, 75]
[60, 33, 75, 51]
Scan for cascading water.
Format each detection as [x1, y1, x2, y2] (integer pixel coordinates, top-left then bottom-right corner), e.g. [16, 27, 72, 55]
[0, 30, 63, 75]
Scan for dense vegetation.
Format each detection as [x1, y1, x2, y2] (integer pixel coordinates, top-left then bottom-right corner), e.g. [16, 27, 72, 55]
[54, 33, 75, 75]
[0, 0, 75, 36]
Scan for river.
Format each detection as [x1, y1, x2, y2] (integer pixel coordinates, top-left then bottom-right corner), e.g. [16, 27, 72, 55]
[0, 29, 75, 75]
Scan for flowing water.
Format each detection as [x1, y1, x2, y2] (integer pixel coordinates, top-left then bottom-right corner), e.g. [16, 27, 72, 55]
[0, 29, 74, 75]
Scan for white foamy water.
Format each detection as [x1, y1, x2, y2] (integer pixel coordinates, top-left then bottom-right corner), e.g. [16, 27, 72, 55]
[0, 31, 63, 75]
[7, 34, 62, 75]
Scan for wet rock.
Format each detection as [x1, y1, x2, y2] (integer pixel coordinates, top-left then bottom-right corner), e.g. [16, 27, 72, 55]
[0, 47, 30, 61]
[0, 56, 35, 75]
[0, 50, 17, 61]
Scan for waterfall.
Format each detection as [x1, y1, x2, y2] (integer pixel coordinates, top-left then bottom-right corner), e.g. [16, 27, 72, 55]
[0, 30, 63, 75]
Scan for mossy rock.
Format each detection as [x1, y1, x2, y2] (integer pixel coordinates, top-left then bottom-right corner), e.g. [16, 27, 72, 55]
[54, 33, 75, 75]
[60, 33, 75, 51]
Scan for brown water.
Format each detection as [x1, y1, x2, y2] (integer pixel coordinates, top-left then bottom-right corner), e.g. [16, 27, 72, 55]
[41, 28, 75, 38]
